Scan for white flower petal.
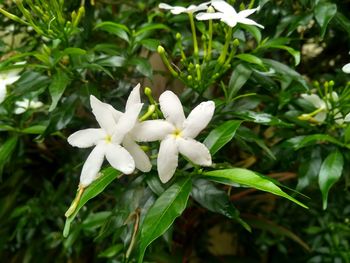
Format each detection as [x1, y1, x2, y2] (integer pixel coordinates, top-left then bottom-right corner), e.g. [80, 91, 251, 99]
[158, 3, 176, 10]
[212, 0, 236, 14]
[125, 83, 141, 112]
[177, 137, 212, 166]
[0, 83, 7, 104]
[158, 136, 179, 183]
[301, 94, 325, 109]
[131, 120, 174, 142]
[187, 3, 210, 13]
[112, 103, 143, 143]
[334, 112, 344, 125]
[159, 90, 185, 128]
[221, 16, 238, 27]
[342, 63, 350, 73]
[238, 7, 259, 18]
[4, 74, 20, 85]
[80, 143, 106, 187]
[90, 95, 121, 134]
[314, 111, 327, 123]
[14, 107, 26, 114]
[105, 143, 135, 174]
[344, 112, 350, 122]
[68, 128, 105, 148]
[237, 17, 264, 28]
[196, 12, 224, 21]
[182, 101, 215, 138]
[123, 135, 152, 172]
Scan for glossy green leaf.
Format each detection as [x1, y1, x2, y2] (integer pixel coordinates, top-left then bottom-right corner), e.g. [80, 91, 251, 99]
[94, 22, 130, 42]
[235, 111, 292, 127]
[63, 167, 122, 238]
[318, 150, 344, 210]
[297, 148, 322, 191]
[0, 136, 18, 178]
[288, 134, 345, 150]
[49, 69, 71, 111]
[134, 23, 170, 37]
[314, 2, 337, 38]
[138, 177, 192, 263]
[203, 120, 242, 155]
[129, 57, 152, 78]
[21, 125, 46, 134]
[228, 64, 252, 100]
[62, 47, 87, 56]
[240, 24, 261, 43]
[203, 169, 307, 208]
[236, 53, 264, 68]
[192, 179, 251, 231]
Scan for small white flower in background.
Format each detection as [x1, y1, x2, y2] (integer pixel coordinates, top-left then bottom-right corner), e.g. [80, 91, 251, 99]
[68, 84, 151, 187]
[132, 90, 215, 183]
[158, 2, 210, 15]
[0, 64, 24, 104]
[342, 62, 350, 73]
[300, 92, 349, 125]
[14, 98, 43, 114]
[196, 0, 264, 29]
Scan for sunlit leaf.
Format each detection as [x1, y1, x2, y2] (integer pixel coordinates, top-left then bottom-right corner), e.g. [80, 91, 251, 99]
[203, 168, 307, 208]
[204, 120, 242, 155]
[138, 177, 192, 263]
[318, 150, 343, 210]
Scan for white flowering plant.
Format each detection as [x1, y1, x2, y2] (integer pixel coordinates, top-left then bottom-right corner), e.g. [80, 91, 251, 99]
[1, 0, 350, 262]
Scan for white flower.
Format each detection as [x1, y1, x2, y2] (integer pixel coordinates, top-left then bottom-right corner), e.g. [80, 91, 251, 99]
[0, 67, 22, 104]
[196, 0, 264, 29]
[14, 98, 43, 114]
[132, 90, 215, 183]
[342, 62, 350, 73]
[301, 92, 349, 125]
[301, 93, 327, 123]
[68, 84, 151, 187]
[158, 2, 210, 15]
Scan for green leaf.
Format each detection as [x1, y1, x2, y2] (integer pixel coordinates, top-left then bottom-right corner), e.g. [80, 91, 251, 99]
[0, 136, 18, 179]
[204, 120, 242, 155]
[98, 244, 124, 258]
[128, 57, 152, 78]
[134, 23, 170, 37]
[318, 150, 344, 210]
[192, 179, 251, 231]
[235, 111, 292, 127]
[139, 38, 161, 52]
[236, 53, 264, 68]
[288, 134, 345, 150]
[228, 64, 252, 100]
[240, 24, 261, 43]
[94, 22, 130, 42]
[63, 167, 122, 238]
[62, 47, 87, 56]
[203, 168, 307, 208]
[21, 125, 46, 134]
[314, 1, 337, 38]
[49, 69, 71, 112]
[138, 177, 192, 263]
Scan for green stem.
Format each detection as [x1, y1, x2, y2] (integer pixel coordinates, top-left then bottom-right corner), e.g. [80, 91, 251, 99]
[188, 12, 199, 58]
[218, 27, 233, 64]
[207, 19, 213, 60]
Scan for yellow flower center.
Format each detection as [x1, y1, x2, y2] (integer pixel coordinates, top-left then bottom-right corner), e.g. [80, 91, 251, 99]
[172, 128, 182, 138]
[105, 134, 112, 143]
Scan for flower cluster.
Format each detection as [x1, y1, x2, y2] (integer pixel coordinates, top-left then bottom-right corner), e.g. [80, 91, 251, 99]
[68, 84, 215, 187]
[299, 91, 350, 125]
[159, 0, 263, 28]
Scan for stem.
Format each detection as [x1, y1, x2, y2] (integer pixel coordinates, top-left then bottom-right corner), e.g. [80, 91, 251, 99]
[188, 12, 199, 59]
[207, 19, 213, 60]
[65, 185, 85, 217]
[218, 27, 233, 65]
[125, 208, 141, 260]
[158, 46, 178, 77]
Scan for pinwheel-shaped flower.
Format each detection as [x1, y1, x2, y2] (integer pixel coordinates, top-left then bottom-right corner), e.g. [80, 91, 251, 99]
[0, 67, 22, 104]
[68, 84, 151, 187]
[14, 98, 43, 114]
[132, 91, 215, 183]
[300, 92, 349, 125]
[159, 2, 210, 15]
[196, 0, 264, 28]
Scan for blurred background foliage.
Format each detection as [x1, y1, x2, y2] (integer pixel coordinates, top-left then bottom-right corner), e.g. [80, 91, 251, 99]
[0, 0, 350, 262]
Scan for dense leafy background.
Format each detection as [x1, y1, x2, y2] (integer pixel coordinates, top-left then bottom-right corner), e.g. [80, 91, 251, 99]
[0, 0, 350, 262]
